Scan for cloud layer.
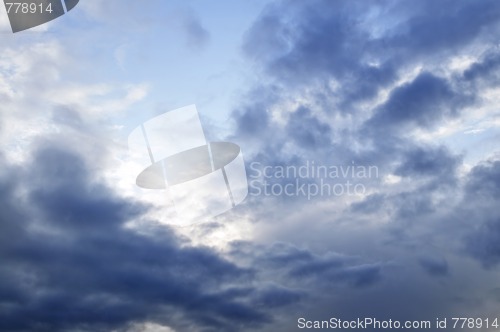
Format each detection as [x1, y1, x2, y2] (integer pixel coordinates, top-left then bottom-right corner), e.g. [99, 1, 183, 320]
[1, 0, 500, 331]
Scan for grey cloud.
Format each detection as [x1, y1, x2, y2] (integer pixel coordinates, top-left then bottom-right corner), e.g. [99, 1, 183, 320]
[1, 141, 389, 332]
[464, 160, 500, 200]
[241, 0, 500, 114]
[51, 106, 85, 129]
[27, 146, 143, 232]
[3, 0, 500, 330]
[242, 0, 399, 114]
[225, 0, 500, 328]
[342, 145, 458, 232]
[232, 86, 279, 140]
[462, 160, 500, 268]
[375, 146, 462, 228]
[378, 73, 453, 124]
[230, 242, 384, 289]
[463, 51, 500, 84]
[367, 72, 471, 134]
[419, 257, 449, 277]
[350, 193, 386, 214]
[386, 0, 500, 56]
[242, 8, 292, 65]
[181, 10, 210, 51]
[290, 262, 382, 288]
[285, 106, 331, 149]
[465, 216, 500, 269]
[251, 284, 303, 309]
[243, 1, 498, 116]
[234, 0, 500, 231]
[233, 0, 496, 171]
[393, 190, 435, 220]
[244, 1, 373, 83]
[395, 145, 461, 180]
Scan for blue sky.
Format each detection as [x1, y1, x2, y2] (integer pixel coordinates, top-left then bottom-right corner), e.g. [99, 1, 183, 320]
[1, 1, 500, 331]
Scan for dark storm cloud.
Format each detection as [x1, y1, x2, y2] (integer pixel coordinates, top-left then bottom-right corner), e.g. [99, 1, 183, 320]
[0, 146, 273, 332]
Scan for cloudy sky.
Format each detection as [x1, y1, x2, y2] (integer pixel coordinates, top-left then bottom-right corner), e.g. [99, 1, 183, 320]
[1, 0, 500, 331]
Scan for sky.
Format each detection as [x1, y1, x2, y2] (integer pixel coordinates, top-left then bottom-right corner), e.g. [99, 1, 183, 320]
[1, 0, 500, 331]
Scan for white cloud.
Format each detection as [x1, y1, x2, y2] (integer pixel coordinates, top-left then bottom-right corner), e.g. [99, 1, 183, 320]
[120, 322, 176, 332]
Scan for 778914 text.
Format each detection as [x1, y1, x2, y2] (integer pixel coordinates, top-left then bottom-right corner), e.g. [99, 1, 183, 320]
[297, 317, 500, 329]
